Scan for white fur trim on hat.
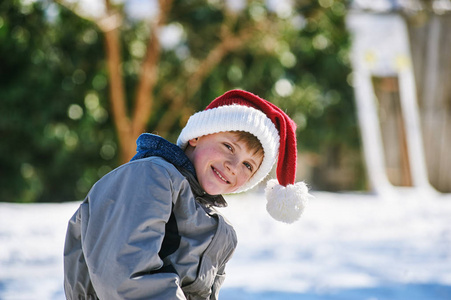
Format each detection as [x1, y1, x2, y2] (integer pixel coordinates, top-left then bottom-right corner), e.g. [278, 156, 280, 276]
[177, 104, 280, 193]
[265, 179, 312, 224]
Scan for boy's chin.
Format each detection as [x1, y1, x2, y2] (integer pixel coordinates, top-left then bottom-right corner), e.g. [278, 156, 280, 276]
[202, 185, 234, 196]
[203, 188, 222, 196]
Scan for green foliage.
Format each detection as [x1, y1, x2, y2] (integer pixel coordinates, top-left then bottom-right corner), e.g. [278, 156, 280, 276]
[0, 0, 363, 202]
[0, 0, 116, 202]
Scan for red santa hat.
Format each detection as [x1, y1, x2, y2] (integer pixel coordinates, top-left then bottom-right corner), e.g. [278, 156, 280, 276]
[177, 89, 312, 223]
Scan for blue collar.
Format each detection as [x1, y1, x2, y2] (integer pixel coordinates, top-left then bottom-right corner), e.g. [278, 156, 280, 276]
[130, 133, 196, 177]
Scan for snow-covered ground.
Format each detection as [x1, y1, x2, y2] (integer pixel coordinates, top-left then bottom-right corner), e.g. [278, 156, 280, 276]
[1, 189, 450, 299]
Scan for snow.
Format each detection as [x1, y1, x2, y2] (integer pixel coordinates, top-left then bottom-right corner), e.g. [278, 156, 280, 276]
[1, 190, 451, 299]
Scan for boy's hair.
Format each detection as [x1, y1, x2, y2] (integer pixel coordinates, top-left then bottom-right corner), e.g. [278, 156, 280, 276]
[231, 131, 264, 161]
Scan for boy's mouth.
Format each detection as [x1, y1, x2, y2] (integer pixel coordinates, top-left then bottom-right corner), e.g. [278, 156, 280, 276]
[212, 167, 230, 184]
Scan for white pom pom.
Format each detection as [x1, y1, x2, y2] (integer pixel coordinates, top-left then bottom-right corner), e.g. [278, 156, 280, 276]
[265, 179, 312, 224]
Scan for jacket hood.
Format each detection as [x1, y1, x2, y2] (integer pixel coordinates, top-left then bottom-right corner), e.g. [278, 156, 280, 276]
[131, 133, 196, 175]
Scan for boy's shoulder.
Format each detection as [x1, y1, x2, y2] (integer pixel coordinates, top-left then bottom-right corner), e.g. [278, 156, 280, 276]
[128, 155, 175, 167]
[125, 156, 183, 176]
[100, 156, 186, 186]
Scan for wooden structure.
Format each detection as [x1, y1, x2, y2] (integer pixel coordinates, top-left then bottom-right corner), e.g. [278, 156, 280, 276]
[346, 10, 446, 195]
[408, 12, 451, 193]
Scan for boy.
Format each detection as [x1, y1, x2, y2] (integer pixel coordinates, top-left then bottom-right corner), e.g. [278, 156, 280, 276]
[63, 89, 311, 299]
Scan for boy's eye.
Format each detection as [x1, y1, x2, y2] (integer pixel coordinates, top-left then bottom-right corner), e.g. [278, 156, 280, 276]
[244, 162, 253, 172]
[224, 143, 233, 151]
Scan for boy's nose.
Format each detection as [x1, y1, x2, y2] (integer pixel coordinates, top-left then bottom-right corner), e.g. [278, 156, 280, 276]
[224, 159, 238, 175]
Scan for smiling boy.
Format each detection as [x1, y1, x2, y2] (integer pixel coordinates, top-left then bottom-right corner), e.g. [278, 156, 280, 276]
[184, 131, 264, 195]
[64, 90, 311, 300]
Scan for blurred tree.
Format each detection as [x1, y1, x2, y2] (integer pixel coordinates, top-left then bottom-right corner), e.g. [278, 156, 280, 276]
[55, 0, 358, 166]
[0, 0, 362, 202]
[0, 0, 115, 202]
[55, 0, 278, 163]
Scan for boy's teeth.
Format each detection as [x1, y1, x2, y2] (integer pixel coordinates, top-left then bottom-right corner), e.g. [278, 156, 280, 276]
[214, 169, 227, 182]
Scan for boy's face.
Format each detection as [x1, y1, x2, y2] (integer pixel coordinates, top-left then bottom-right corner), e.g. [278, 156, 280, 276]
[185, 132, 263, 195]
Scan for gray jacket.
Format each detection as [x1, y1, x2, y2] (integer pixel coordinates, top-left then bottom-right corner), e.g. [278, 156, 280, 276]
[64, 143, 237, 299]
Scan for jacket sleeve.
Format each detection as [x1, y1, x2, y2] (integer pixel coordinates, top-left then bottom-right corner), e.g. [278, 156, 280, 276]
[80, 159, 187, 300]
[210, 264, 227, 300]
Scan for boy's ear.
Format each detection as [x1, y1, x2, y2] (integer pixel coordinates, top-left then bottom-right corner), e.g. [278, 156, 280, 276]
[188, 138, 199, 147]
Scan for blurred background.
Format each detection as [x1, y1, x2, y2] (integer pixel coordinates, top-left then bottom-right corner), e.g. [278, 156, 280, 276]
[0, 0, 450, 200]
[1, 1, 451, 299]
